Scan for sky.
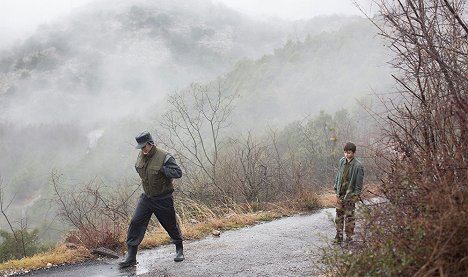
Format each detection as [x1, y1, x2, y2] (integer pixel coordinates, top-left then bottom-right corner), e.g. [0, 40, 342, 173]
[0, 0, 373, 49]
[212, 0, 371, 19]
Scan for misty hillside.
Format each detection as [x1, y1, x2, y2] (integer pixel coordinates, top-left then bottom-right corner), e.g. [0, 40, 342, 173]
[223, 19, 393, 128]
[0, 0, 357, 126]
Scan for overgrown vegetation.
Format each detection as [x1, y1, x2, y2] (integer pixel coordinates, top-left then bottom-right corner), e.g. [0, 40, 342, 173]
[322, 0, 467, 276]
[51, 171, 139, 251]
[0, 229, 46, 262]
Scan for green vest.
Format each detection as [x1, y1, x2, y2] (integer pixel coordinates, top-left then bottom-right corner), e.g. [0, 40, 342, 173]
[135, 146, 174, 197]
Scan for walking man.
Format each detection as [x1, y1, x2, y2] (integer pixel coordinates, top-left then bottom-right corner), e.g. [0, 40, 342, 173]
[119, 131, 184, 268]
[333, 142, 364, 244]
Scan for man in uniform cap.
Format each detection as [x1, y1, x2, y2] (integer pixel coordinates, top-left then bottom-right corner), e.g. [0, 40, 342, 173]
[119, 131, 184, 268]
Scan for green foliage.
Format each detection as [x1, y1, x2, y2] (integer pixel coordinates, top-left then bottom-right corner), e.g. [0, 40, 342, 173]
[274, 109, 358, 185]
[0, 229, 46, 262]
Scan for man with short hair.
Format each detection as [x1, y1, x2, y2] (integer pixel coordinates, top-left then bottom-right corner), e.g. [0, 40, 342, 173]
[333, 142, 364, 244]
[119, 131, 184, 268]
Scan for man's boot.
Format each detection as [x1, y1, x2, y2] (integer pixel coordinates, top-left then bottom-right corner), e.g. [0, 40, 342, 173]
[174, 243, 184, 262]
[333, 233, 343, 244]
[345, 220, 355, 243]
[118, 245, 138, 268]
[345, 232, 354, 243]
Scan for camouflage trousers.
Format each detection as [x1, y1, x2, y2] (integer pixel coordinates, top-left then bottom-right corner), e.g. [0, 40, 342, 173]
[335, 197, 356, 237]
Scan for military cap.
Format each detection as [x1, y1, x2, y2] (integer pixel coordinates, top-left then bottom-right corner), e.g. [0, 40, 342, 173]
[135, 131, 154, 149]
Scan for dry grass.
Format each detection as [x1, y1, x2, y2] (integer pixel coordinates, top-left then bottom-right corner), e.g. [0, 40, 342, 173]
[138, 210, 284, 250]
[360, 183, 382, 199]
[181, 211, 281, 240]
[318, 192, 337, 208]
[0, 244, 91, 275]
[317, 184, 381, 209]
[0, 192, 329, 275]
[140, 227, 171, 249]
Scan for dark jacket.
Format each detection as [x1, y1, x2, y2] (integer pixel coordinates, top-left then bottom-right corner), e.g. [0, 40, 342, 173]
[334, 157, 364, 199]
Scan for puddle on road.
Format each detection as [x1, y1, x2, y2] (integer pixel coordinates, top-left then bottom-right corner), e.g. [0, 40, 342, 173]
[115, 265, 149, 276]
[114, 249, 176, 277]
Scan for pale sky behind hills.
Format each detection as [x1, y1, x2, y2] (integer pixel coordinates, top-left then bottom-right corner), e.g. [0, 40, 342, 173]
[0, 0, 375, 49]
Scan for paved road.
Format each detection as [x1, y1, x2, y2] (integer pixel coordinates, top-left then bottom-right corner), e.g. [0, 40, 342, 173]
[24, 208, 335, 277]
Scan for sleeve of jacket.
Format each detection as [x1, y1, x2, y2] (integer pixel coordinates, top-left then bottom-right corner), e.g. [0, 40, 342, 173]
[334, 158, 343, 193]
[354, 164, 364, 194]
[160, 155, 183, 179]
[334, 170, 339, 192]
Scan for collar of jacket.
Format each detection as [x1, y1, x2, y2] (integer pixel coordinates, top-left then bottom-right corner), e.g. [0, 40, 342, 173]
[143, 145, 157, 159]
[345, 158, 355, 165]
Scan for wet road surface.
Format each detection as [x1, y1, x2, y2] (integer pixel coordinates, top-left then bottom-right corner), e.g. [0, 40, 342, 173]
[23, 208, 335, 277]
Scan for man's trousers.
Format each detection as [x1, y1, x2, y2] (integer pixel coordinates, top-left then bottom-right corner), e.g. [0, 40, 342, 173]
[335, 197, 356, 238]
[126, 193, 183, 247]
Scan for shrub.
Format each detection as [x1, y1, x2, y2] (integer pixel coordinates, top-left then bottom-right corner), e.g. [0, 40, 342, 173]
[51, 172, 138, 251]
[0, 229, 47, 262]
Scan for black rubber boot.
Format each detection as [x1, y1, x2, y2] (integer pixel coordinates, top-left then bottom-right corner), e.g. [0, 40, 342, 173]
[118, 245, 138, 268]
[333, 233, 343, 244]
[174, 243, 184, 262]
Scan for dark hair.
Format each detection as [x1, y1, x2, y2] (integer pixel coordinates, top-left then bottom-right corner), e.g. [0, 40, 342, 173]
[344, 142, 356, 153]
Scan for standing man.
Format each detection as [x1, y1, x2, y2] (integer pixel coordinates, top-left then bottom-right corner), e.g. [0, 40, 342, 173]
[119, 131, 184, 268]
[333, 142, 364, 244]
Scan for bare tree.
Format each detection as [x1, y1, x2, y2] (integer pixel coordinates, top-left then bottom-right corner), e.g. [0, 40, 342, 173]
[267, 128, 287, 193]
[217, 133, 270, 203]
[159, 80, 237, 202]
[373, 0, 467, 200]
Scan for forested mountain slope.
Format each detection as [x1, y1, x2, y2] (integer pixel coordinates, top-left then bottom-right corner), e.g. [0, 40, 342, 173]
[222, 19, 392, 128]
